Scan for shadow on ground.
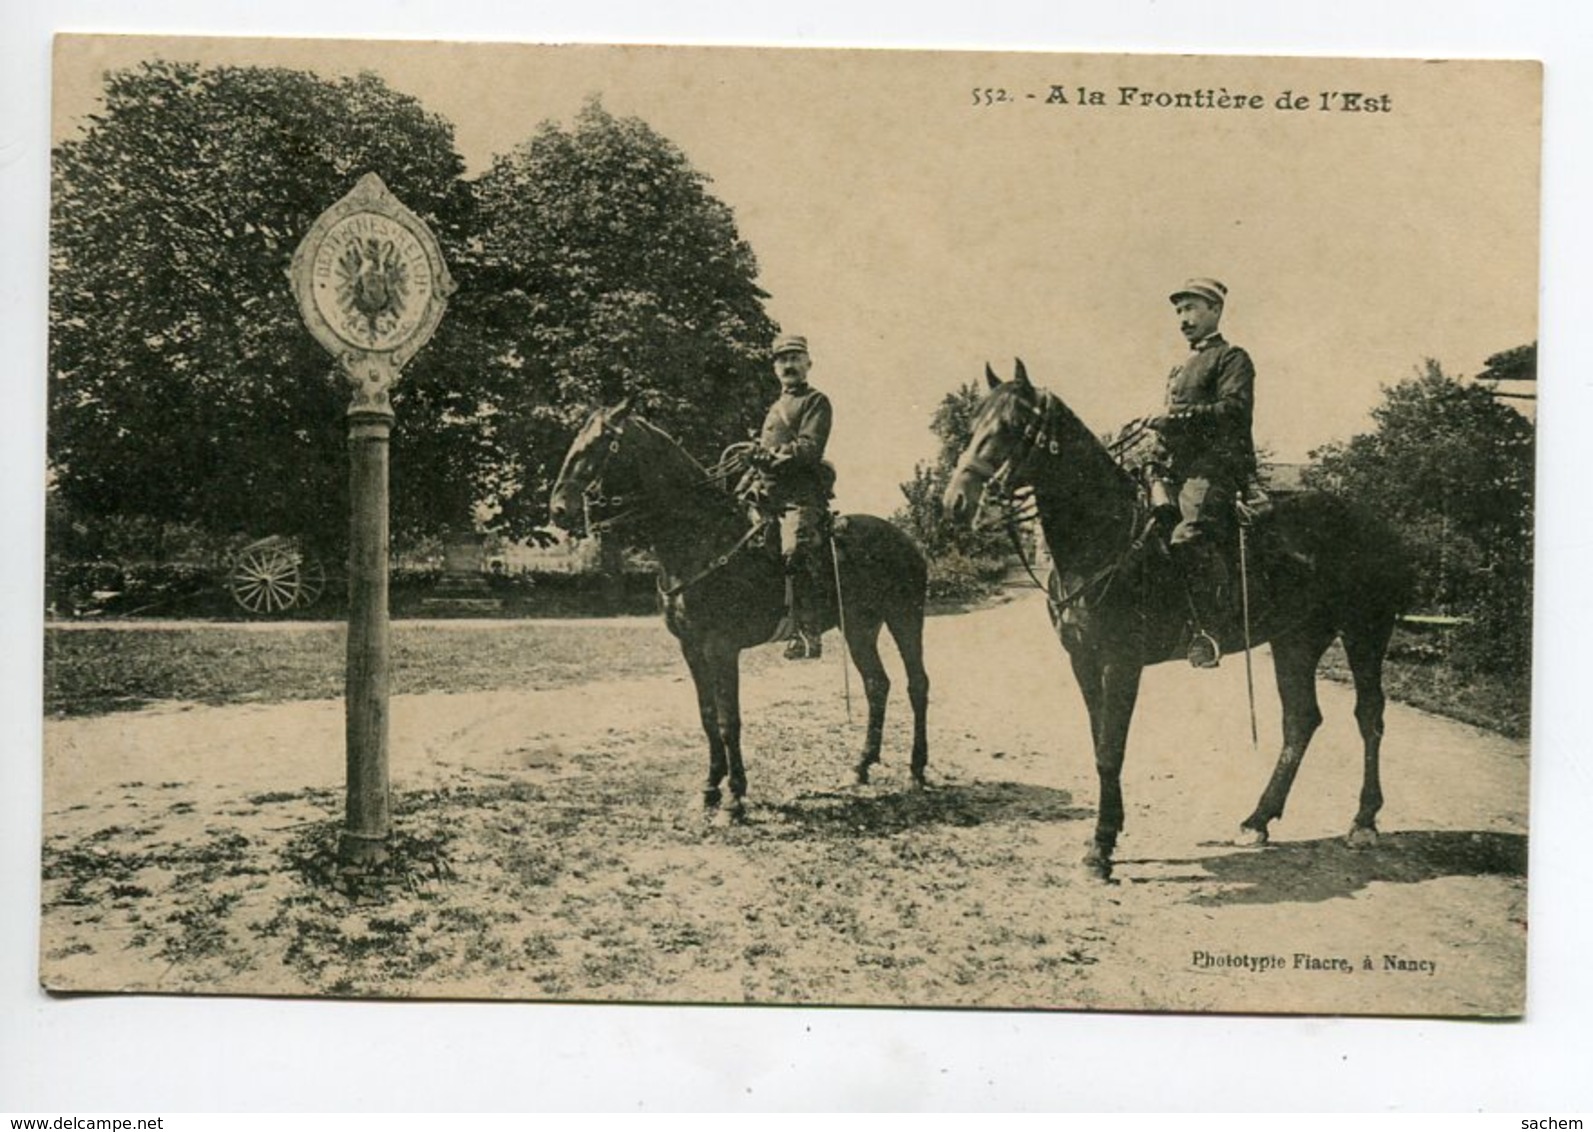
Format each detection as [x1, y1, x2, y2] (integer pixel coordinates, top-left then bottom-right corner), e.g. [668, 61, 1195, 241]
[1140, 829, 1527, 907]
[765, 779, 1089, 838]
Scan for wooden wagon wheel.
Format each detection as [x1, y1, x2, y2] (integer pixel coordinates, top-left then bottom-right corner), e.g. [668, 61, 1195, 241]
[293, 552, 328, 609]
[227, 538, 326, 615]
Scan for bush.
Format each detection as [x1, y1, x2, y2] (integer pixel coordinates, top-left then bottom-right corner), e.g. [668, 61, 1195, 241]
[925, 549, 1008, 603]
[1446, 569, 1533, 678]
[390, 568, 660, 619]
[47, 555, 663, 621]
[48, 559, 212, 617]
[1306, 360, 1533, 682]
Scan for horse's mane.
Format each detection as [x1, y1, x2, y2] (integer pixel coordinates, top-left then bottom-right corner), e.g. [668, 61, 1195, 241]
[630, 415, 711, 478]
[613, 410, 749, 508]
[977, 381, 1078, 436]
[981, 382, 1137, 491]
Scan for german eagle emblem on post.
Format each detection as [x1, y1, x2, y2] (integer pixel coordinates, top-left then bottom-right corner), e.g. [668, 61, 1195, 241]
[337, 236, 410, 343]
[290, 172, 455, 414]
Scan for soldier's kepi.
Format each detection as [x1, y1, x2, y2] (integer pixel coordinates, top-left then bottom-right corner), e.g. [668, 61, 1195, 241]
[753, 332, 835, 660]
[1147, 278, 1257, 669]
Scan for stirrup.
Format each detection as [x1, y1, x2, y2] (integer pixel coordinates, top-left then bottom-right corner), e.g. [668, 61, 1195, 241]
[784, 633, 822, 661]
[1187, 630, 1221, 669]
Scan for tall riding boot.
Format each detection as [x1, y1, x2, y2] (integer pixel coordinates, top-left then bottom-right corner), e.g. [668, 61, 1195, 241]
[799, 554, 826, 659]
[782, 572, 804, 659]
[1176, 541, 1229, 669]
[783, 559, 818, 660]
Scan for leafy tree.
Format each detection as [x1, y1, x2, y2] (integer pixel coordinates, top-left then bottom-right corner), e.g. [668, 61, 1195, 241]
[49, 61, 497, 558]
[1305, 360, 1534, 672]
[894, 382, 1010, 560]
[470, 98, 778, 538]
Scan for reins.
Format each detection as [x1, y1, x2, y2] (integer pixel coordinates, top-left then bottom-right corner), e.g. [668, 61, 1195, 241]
[577, 415, 773, 599]
[970, 382, 1265, 744]
[968, 390, 1143, 618]
[656, 519, 770, 598]
[581, 418, 735, 533]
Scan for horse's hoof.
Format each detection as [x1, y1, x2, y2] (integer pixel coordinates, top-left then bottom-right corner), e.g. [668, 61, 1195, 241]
[727, 798, 748, 825]
[854, 765, 871, 786]
[909, 770, 926, 791]
[1345, 825, 1379, 849]
[1234, 825, 1269, 848]
[1081, 854, 1114, 883]
[1082, 840, 1115, 879]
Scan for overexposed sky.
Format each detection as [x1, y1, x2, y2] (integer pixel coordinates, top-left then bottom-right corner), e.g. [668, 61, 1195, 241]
[53, 39, 1540, 517]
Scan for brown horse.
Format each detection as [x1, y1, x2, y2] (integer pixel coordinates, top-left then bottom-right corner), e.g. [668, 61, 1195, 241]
[943, 361, 1410, 878]
[549, 401, 930, 817]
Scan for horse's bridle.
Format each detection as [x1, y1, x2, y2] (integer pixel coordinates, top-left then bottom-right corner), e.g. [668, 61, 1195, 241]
[955, 389, 1062, 523]
[567, 413, 780, 599]
[574, 415, 642, 535]
[958, 387, 1146, 613]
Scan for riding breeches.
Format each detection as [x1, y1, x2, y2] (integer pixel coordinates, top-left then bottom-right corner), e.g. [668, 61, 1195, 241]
[778, 504, 825, 561]
[1171, 474, 1236, 547]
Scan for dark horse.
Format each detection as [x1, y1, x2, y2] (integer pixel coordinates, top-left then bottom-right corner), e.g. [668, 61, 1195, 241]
[548, 401, 930, 817]
[943, 362, 1410, 878]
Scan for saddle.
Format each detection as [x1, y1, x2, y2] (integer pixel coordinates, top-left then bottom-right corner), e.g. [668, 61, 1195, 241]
[734, 460, 837, 512]
[1106, 421, 1272, 663]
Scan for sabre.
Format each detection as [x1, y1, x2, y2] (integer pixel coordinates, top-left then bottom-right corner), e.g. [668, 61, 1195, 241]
[829, 534, 853, 724]
[1239, 521, 1258, 749]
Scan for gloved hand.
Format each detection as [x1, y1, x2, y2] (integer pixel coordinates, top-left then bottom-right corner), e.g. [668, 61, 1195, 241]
[720, 442, 755, 474]
[1150, 407, 1198, 431]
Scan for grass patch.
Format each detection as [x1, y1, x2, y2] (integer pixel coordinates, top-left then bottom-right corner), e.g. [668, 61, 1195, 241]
[45, 622, 686, 718]
[1318, 639, 1529, 739]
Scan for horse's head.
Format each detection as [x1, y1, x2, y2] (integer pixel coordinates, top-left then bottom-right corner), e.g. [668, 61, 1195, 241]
[548, 398, 637, 535]
[943, 359, 1049, 527]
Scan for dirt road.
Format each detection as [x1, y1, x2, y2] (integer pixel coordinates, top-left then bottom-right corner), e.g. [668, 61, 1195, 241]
[40, 592, 1528, 1014]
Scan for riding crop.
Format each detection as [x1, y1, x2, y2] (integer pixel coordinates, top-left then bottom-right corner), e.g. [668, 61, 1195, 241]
[1239, 521, 1258, 749]
[829, 534, 853, 724]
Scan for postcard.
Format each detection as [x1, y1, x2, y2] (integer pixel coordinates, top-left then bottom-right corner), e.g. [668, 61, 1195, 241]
[42, 35, 1539, 1017]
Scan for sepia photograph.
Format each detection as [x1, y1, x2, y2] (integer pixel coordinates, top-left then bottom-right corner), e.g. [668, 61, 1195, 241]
[6, 3, 1591, 1115]
[38, 33, 1540, 1015]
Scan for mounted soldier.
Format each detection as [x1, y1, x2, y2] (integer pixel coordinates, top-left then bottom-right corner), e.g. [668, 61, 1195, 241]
[1146, 278, 1257, 668]
[741, 332, 835, 660]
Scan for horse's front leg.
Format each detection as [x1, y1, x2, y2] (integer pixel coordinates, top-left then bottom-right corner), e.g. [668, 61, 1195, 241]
[680, 640, 728, 812]
[704, 641, 747, 820]
[1084, 659, 1142, 880]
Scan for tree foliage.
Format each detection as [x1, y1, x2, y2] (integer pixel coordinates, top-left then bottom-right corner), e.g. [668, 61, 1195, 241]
[50, 74, 781, 561]
[894, 382, 1008, 560]
[471, 99, 778, 537]
[49, 61, 500, 556]
[1305, 359, 1535, 672]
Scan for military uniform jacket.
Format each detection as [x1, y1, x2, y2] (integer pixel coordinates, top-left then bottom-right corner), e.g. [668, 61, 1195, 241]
[758, 384, 834, 503]
[1161, 334, 1256, 480]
